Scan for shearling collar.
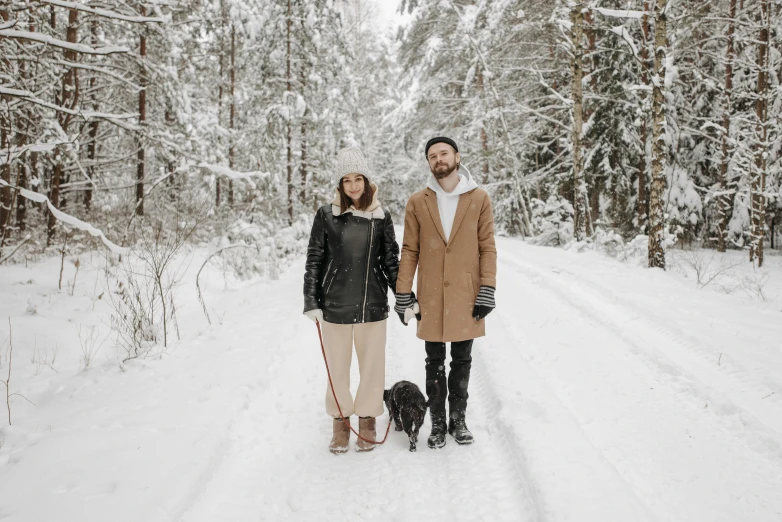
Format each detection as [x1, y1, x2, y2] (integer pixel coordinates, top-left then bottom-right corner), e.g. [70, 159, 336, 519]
[331, 183, 384, 219]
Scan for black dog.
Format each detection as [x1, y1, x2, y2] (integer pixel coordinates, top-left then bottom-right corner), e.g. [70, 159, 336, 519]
[384, 380, 428, 452]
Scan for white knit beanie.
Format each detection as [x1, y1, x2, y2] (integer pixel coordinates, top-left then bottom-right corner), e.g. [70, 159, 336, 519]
[335, 146, 370, 184]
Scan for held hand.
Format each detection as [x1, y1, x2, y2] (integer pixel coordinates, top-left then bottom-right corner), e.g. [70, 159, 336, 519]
[403, 302, 421, 324]
[304, 309, 324, 324]
[394, 292, 421, 325]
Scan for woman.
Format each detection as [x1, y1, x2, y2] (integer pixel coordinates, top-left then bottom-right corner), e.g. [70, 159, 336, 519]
[303, 146, 400, 454]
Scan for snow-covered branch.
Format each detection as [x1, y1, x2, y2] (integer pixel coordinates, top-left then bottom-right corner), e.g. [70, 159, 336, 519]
[0, 29, 129, 55]
[594, 8, 646, 19]
[0, 179, 128, 255]
[52, 60, 143, 90]
[198, 163, 269, 191]
[0, 141, 69, 166]
[40, 0, 166, 23]
[2, 87, 137, 124]
[610, 26, 640, 60]
[199, 164, 270, 181]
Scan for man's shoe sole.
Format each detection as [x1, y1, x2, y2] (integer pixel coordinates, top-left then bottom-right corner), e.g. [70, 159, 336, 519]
[428, 439, 446, 449]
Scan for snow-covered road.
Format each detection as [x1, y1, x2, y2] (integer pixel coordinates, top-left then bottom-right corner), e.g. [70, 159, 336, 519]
[1, 238, 781, 521]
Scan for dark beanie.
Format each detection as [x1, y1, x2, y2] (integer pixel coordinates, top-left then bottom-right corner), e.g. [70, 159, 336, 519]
[424, 137, 458, 157]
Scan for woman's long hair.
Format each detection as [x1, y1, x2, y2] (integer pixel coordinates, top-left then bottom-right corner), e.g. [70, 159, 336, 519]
[337, 176, 375, 215]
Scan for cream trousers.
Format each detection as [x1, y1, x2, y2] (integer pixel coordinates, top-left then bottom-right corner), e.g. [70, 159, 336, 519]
[321, 319, 387, 418]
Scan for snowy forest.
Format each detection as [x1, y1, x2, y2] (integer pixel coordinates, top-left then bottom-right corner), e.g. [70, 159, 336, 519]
[2, 2, 782, 521]
[1, 0, 780, 270]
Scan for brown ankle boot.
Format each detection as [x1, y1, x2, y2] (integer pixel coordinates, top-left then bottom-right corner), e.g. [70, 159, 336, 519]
[329, 417, 351, 454]
[356, 417, 376, 452]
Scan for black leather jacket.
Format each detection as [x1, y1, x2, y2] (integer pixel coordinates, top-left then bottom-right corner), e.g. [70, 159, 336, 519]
[303, 204, 399, 324]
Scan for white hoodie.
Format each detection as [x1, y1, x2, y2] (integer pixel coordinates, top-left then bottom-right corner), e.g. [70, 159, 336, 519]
[426, 167, 479, 242]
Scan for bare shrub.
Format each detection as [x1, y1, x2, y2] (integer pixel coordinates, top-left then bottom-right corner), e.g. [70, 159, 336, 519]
[30, 338, 60, 375]
[105, 266, 157, 361]
[669, 248, 743, 289]
[76, 325, 104, 370]
[105, 204, 207, 361]
[737, 271, 769, 301]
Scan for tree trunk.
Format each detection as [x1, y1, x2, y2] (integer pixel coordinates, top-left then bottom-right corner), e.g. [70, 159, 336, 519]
[49, 7, 79, 245]
[0, 129, 10, 250]
[85, 18, 99, 213]
[298, 9, 308, 205]
[476, 68, 489, 182]
[14, 23, 30, 233]
[571, 1, 587, 241]
[0, 8, 12, 248]
[14, 160, 27, 232]
[749, 0, 770, 266]
[216, 4, 224, 208]
[638, 0, 651, 231]
[299, 67, 308, 204]
[228, 23, 236, 207]
[136, 4, 147, 216]
[717, 0, 737, 252]
[286, 0, 294, 225]
[648, 0, 668, 269]
[165, 105, 177, 202]
[584, 10, 597, 233]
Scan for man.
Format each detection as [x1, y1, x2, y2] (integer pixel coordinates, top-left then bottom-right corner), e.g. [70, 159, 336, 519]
[394, 137, 497, 449]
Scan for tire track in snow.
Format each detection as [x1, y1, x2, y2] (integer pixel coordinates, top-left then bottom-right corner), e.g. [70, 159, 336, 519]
[476, 298, 659, 521]
[500, 252, 782, 454]
[495, 252, 782, 521]
[171, 267, 309, 522]
[468, 354, 547, 521]
[504, 246, 782, 432]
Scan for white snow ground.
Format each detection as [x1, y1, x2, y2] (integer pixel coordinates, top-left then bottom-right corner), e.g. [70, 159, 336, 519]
[0, 238, 781, 521]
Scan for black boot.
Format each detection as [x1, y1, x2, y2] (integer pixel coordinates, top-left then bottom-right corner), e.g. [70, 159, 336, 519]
[448, 412, 474, 445]
[428, 416, 447, 448]
[425, 342, 447, 449]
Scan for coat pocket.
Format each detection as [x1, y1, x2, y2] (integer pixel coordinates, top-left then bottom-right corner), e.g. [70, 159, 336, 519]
[417, 274, 427, 303]
[373, 267, 388, 291]
[466, 273, 477, 302]
[324, 264, 340, 296]
[322, 259, 334, 286]
[419, 274, 438, 305]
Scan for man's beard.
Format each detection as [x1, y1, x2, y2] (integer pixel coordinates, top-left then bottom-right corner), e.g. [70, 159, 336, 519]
[431, 161, 458, 180]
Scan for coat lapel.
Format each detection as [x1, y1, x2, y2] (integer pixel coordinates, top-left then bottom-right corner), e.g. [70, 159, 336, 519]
[424, 190, 448, 244]
[448, 191, 474, 243]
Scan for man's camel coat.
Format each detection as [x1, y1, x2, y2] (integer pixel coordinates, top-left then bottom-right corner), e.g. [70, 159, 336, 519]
[396, 186, 497, 342]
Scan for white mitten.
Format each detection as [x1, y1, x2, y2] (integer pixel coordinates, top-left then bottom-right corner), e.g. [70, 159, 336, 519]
[304, 309, 324, 324]
[403, 303, 420, 324]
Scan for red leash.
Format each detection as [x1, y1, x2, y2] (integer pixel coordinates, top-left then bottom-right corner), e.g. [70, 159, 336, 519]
[316, 321, 392, 445]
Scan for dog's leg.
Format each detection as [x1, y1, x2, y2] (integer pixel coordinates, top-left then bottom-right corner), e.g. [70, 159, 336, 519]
[402, 412, 416, 452]
[413, 420, 422, 446]
[389, 398, 403, 432]
[393, 408, 403, 432]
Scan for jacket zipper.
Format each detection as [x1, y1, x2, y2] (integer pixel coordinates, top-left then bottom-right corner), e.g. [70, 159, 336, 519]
[361, 219, 376, 322]
[322, 259, 334, 286]
[325, 267, 338, 296]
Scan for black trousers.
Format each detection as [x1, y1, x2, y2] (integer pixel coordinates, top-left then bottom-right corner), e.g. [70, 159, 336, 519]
[425, 339, 473, 425]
